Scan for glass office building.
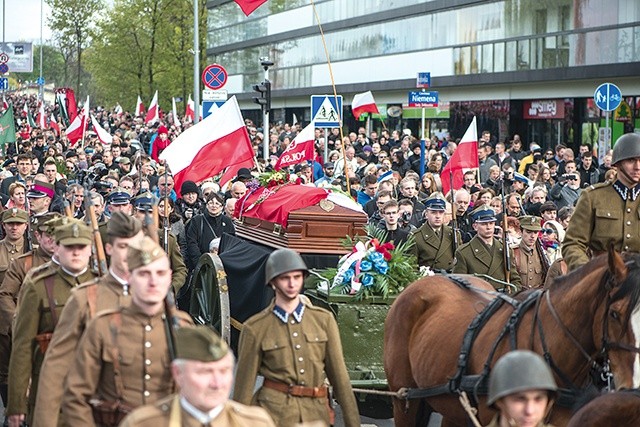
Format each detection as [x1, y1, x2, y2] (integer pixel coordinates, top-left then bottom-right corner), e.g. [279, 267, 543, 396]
[207, 0, 640, 148]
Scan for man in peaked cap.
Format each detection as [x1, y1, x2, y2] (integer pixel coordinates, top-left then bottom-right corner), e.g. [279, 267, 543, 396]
[452, 205, 522, 292]
[411, 194, 461, 272]
[7, 218, 97, 426]
[108, 186, 133, 215]
[62, 236, 193, 426]
[513, 215, 548, 290]
[33, 213, 145, 427]
[27, 179, 55, 217]
[120, 326, 275, 427]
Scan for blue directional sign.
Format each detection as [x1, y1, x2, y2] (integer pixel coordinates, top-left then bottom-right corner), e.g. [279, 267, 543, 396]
[36, 76, 45, 86]
[416, 72, 431, 88]
[594, 83, 622, 112]
[0, 78, 7, 91]
[202, 100, 226, 119]
[0, 63, 8, 74]
[408, 91, 438, 108]
[311, 95, 342, 127]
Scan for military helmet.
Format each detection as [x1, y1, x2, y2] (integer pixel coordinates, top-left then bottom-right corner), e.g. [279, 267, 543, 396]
[612, 133, 640, 165]
[264, 248, 308, 284]
[487, 350, 557, 406]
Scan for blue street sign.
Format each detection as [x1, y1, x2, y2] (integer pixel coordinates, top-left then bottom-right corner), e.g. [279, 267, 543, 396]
[36, 76, 45, 86]
[416, 72, 431, 88]
[594, 82, 622, 112]
[0, 63, 8, 74]
[408, 91, 438, 108]
[0, 78, 7, 91]
[202, 100, 226, 119]
[311, 95, 342, 127]
[202, 64, 227, 90]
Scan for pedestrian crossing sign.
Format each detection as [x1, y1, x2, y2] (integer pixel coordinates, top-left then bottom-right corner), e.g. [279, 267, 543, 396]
[311, 95, 342, 127]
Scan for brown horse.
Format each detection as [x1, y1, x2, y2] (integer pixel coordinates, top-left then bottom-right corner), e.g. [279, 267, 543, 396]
[567, 390, 640, 427]
[384, 250, 640, 427]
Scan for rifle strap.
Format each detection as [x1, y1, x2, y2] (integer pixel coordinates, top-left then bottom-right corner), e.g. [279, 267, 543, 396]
[44, 275, 59, 328]
[108, 312, 126, 399]
[24, 254, 33, 275]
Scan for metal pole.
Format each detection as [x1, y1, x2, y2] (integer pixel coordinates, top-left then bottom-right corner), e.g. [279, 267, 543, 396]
[324, 127, 328, 162]
[39, 0, 44, 100]
[3, 0, 5, 43]
[262, 66, 269, 161]
[193, 0, 200, 124]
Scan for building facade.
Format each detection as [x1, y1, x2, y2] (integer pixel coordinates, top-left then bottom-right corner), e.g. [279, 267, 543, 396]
[207, 0, 640, 149]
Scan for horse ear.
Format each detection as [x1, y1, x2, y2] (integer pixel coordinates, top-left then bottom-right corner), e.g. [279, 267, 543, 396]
[608, 243, 628, 286]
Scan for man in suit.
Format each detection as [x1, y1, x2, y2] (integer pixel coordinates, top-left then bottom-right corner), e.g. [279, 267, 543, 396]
[411, 195, 460, 272]
[452, 206, 521, 292]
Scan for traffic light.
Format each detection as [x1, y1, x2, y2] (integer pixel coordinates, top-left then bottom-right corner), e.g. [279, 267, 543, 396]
[252, 80, 271, 113]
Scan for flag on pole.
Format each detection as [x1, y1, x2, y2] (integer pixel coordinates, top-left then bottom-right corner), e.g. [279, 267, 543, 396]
[233, 0, 267, 16]
[135, 95, 145, 117]
[172, 97, 181, 128]
[0, 105, 16, 150]
[115, 104, 123, 116]
[91, 115, 113, 145]
[27, 111, 36, 128]
[66, 96, 90, 145]
[441, 116, 479, 196]
[145, 91, 159, 124]
[55, 88, 78, 125]
[185, 95, 195, 122]
[36, 102, 46, 128]
[274, 123, 315, 170]
[22, 103, 28, 117]
[159, 96, 254, 196]
[351, 91, 380, 120]
[49, 112, 61, 136]
[2, 94, 8, 111]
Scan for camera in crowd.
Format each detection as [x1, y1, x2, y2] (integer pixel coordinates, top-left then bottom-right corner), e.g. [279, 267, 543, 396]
[561, 173, 578, 183]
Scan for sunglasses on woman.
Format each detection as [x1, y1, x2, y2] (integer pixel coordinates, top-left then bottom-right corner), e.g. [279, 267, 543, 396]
[541, 228, 556, 234]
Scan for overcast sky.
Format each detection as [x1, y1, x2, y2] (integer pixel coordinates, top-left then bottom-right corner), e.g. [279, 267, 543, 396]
[3, 0, 52, 43]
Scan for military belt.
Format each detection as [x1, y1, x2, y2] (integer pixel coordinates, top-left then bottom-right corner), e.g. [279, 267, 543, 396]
[263, 378, 328, 398]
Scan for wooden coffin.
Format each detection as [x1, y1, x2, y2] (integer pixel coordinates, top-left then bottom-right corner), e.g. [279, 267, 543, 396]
[235, 202, 368, 255]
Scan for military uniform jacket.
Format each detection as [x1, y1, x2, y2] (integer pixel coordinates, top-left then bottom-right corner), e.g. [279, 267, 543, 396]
[452, 236, 522, 291]
[120, 395, 276, 427]
[61, 304, 193, 427]
[411, 223, 460, 271]
[0, 246, 50, 335]
[158, 229, 188, 294]
[0, 237, 25, 284]
[7, 264, 97, 416]
[563, 181, 640, 271]
[33, 272, 132, 427]
[233, 299, 360, 427]
[513, 242, 545, 289]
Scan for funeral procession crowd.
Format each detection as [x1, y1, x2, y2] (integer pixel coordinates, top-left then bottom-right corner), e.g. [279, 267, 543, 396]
[0, 88, 638, 427]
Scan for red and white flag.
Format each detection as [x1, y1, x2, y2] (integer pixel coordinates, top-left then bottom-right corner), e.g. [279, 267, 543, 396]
[145, 91, 159, 124]
[2, 94, 8, 111]
[36, 102, 46, 128]
[49, 112, 61, 135]
[91, 114, 113, 145]
[135, 95, 145, 117]
[441, 116, 479, 196]
[172, 97, 181, 128]
[115, 103, 123, 116]
[22, 103, 29, 117]
[159, 96, 254, 196]
[233, 0, 267, 16]
[351, 91, 380, 120]
[66, 96, 90, 145]
[185, 95, 195, 122]
[274, 123, 315, 171]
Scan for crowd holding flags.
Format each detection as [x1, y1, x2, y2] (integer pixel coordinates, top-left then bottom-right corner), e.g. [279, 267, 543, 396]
[441, 116, 479, 195]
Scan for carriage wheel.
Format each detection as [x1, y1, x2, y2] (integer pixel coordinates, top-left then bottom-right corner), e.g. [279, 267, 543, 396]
[188, 253, 231, 345]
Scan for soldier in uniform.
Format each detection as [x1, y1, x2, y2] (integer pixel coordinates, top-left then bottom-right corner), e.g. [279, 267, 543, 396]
[132, 192, 187, 294]
[513, 216, 548, 289]
[564, 133, 640, 271]
[61, 236, 192, 427]
[452, 206, 522, 292]
[120, 326, 275, 427]
[486, 350, 557, 427]
[33, 213, 144, 427]
[411, 195, 460, 272]
[6, 218, 97, 427]
[233, 249, 360, 427]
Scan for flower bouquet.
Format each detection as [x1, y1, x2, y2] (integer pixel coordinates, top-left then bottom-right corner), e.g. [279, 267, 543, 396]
[310, 226, 420, 300]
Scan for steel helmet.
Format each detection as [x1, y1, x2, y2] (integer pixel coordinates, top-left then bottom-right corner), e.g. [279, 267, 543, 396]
[264, 248, 308, 284]
[612, 133, 640, 165]
[487, 350, 557, 406]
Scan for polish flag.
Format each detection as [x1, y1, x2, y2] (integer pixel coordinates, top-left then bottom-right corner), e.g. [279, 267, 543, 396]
[135, 95, 145, 117]
[22, 103, 29, 117]
[91, 114, 113, 145]
[274, 123, 315, 170]
[160, 96, 254, 196]
[36, 103, 46, 128]
[351, 91, 380, 120]
[172, 97, 181, 128]
[2, 94, 8, 111]
[233, 0, 267, 16]
[115, 103, 123, 116]
[66, 96, 90, 145]
[145, 91, 159, 124]
[49, 112, 61, 136]
[185, 95, 195, 122]
[441, 116, 479, 196]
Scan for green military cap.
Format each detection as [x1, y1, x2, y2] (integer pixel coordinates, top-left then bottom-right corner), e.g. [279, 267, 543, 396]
[43, 215, 69, 235]
[518, 215, 542, 232]
[107, 212, 143, 238]
[34, 212, 62, 232]
[175, 326, 229, 362]
[127, 235, 166, 271]
[2, 208, 29, 224]
[55, 218, 93, 246]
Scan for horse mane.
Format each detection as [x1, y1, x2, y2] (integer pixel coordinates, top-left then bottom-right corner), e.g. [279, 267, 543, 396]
[548, 254, 609, 292]
[610, 253, 640, 330]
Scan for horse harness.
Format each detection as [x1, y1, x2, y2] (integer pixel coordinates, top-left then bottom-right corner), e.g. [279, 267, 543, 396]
[399, 273, 636, 409]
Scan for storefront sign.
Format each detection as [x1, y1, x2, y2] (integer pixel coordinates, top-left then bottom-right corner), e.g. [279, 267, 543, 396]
[523, 99, 565, 119]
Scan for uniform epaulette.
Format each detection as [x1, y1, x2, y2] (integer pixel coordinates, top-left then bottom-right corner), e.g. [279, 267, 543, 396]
[586, 181, 611, 191]
[76, 277, 101, 290]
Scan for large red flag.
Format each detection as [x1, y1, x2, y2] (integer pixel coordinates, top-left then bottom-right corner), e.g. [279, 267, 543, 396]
[145, 91, 159, 124]
[135, 95, 145, 117]
[159, 96, 255, 197]
[351, 91, 380, 120]
[441, 116, 479, 196]
[234, 0, 267, 15]
[274, 123, 315, 170]
[185, 95, 195, 122]
[66, 96, 89, 145]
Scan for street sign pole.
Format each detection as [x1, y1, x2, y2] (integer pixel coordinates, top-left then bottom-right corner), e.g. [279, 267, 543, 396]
[193, 0, 200, 124]
[324, 128, 328, 163]
[263, 65, 269, 161]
